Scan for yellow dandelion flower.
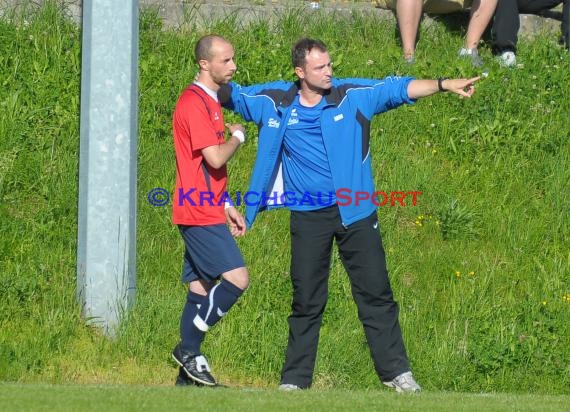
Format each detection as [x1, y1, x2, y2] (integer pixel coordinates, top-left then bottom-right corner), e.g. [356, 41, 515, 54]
[468, 271, 475, 276]
[454, 271, 461, 277]
[542, 301, 547, 306]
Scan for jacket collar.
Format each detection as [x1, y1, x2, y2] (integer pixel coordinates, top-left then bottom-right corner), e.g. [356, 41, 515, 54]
[277, 81, 300, 107]
[279, 80, 341, 109]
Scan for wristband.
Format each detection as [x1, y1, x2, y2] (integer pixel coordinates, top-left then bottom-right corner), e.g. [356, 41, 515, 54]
[438, 77, 449, 92]
[232, 130, 245, 144]
[224, 200, 233, 210]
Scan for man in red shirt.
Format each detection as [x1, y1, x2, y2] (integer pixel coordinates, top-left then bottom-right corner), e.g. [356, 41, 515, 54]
[171, 34, 248, 387]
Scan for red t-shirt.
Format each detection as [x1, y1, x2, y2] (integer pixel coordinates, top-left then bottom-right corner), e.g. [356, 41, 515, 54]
[172, 84, 227, 226]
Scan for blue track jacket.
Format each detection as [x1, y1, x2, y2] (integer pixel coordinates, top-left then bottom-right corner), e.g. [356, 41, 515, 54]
[219, 76, 415, 228]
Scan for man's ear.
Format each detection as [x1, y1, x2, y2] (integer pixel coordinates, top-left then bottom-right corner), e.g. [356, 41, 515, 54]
[294, 66, 304, 79]
[198, 59, 209, 71]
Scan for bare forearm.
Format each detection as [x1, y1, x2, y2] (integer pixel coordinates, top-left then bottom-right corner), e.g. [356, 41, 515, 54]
[201, 136, 242, 169]
[408, 77, 480, 99]
[407, 79, 441, 99]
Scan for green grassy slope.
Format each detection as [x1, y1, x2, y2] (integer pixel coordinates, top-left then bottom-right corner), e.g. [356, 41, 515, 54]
[0, 2, 568, 393]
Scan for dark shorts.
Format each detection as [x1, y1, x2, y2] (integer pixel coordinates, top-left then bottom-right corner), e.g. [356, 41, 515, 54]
[178, 224, 245, 284]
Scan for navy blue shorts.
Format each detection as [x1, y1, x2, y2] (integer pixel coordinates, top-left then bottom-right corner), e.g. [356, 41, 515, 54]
[178, 224, 245, 284]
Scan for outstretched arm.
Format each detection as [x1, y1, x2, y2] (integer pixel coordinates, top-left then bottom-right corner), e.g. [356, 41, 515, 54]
[407, 77, 481, 99]
[219, 80, 293, 124]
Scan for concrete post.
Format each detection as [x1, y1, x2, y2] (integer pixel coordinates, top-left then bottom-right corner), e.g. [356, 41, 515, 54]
[77, 0, 138, 336]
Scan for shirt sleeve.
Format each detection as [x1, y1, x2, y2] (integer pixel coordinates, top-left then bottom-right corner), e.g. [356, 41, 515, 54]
[174, 93, 220, 152]
[220, 80, 291, 124]
[367, 76, 416, 115]
[338, 76, 416, 119]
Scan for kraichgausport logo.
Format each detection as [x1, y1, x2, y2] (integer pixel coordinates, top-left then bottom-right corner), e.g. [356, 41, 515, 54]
[147, 188, 422, 208]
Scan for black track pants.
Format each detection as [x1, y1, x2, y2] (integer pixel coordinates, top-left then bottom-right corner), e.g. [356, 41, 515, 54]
[280, 206, 410, 388]
[492, 0, 565, 53]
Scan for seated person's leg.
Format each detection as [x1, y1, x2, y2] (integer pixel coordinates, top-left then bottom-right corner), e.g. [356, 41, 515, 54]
[396, 0, 423, 62]
[493, 0, 565, 66]
[491, 0, 519, 66]
[562, 0, 569, 48]
[518, 0, 563, 15]
[465, 0, 498, 49]
[518, 0, 567, 48]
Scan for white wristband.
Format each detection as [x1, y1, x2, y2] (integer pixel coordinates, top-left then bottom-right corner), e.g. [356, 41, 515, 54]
[232, 130, 245, 144]
[224, 200, 233, 209]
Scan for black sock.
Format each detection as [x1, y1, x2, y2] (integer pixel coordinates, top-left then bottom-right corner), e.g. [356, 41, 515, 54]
[193, 278, 244, 332]
[180, 290, 206, 353]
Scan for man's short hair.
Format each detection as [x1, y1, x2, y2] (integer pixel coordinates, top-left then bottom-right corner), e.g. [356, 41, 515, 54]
[291, 38, 328, 68]
[195, 34, 229, 62]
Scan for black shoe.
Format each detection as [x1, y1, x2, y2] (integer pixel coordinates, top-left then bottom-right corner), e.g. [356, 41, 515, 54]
[172, 343, 217, 386]
[175, 367, 203, 387]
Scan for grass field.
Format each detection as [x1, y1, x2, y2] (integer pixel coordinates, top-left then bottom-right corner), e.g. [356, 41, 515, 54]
[1, 383, 570, 412]
[0, 0, 569, 405]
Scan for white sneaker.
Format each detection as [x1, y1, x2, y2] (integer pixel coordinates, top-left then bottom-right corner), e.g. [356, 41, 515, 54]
[278, 383, 301, 391]
[458, 47, 483, 67]
[383, 371, 421, 393]
[497, 51, 516, 67]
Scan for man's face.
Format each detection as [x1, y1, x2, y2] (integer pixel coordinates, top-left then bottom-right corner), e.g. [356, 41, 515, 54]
[296, 48, 333, 91]
[203, 39, 237, 85]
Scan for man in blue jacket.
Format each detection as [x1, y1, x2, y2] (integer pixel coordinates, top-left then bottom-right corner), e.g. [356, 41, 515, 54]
[220, 38, 479, 392]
